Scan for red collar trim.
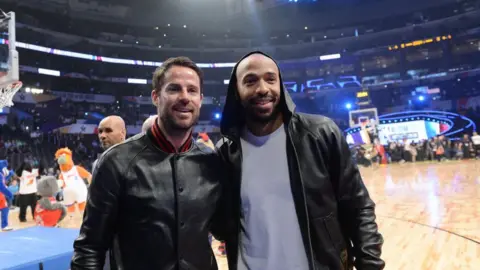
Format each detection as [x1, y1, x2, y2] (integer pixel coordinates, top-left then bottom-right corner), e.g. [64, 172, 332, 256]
[149, 119, 192, 153]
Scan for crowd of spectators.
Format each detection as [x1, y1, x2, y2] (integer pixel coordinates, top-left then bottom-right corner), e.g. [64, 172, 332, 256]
[353, 133, 480, 167]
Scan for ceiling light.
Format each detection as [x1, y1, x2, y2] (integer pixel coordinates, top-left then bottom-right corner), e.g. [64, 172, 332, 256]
[164, 34, 167, 37]
[304, 26, 308, 30]
[183, 25, 187, 28]
[167, 24, 170, 27]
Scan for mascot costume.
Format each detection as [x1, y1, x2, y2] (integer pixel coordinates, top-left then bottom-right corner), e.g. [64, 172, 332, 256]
[0, 160, 14, 231]
[35, 176, 67, 227]
[54, 148, 91, 216]
[197, 132, 215, 150]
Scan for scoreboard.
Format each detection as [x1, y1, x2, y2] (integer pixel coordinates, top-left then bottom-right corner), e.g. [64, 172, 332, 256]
[356, 90, 371, 107]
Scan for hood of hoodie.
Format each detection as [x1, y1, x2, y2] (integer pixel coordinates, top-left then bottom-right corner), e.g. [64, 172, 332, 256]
[220, 51, 296, 136]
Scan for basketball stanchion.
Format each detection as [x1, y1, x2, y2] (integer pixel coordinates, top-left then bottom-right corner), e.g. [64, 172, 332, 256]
[0, 11, 20, 110]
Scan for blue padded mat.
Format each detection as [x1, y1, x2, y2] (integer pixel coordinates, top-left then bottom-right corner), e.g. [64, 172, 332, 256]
[0, 227, 79, 270]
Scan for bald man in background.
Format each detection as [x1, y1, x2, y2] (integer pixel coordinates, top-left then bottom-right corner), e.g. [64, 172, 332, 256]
[141, 115, 157, 133]
[92, 115, 127, 172]
[91, 115, 126, 270]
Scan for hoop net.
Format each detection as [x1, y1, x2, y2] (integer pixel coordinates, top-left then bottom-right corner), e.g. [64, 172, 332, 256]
[0, 81, 22, 109]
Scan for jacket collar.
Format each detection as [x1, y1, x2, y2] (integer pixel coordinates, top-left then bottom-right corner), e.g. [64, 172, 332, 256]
[220, 51, 296, 139]
[147, 118, 193, 153]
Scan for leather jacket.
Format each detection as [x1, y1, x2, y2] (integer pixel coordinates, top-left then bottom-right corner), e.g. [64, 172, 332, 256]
[217, 51, 385, 270]
[71, 130, 227, 270]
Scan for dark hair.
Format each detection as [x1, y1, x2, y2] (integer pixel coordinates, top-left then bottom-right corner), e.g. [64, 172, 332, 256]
[37, 163, 46, 176]
[16, 162, 32, 175]
[152, 56, 203, 93]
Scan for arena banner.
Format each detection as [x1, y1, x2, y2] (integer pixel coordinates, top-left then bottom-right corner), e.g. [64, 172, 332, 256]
[123, 96, 214, 105]
[54, 124, 220, 134]
[12, 91, 115, 104]
[457, 96, 480, 111]
[382, 105, 408, 114]
[431, 99, 452, 111]
[12, 92, 58, 104]
[51, 91, 115, 104]
[383, 99, 453, 113]
[378, 120, 431, 144]
[123, 96, 152, 105]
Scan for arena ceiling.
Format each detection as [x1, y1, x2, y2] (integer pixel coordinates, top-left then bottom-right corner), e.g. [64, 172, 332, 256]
[4, 0, 461, 33]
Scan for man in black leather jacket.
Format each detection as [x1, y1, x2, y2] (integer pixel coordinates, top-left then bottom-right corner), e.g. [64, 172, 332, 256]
[217, 52, 384, 270]
[71, 57, 226, 270]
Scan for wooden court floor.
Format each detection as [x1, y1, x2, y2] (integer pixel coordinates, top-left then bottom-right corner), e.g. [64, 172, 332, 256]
[5, 160, 480, 269]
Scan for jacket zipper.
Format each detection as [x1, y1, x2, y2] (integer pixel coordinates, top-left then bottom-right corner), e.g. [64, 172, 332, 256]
[287, 127, 316, 270]
[223, 135, 244, 270]
[171, 154, 181, 266]
[235, 137, 244, 270]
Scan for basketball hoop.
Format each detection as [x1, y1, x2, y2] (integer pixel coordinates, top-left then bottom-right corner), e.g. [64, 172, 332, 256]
[0, 81, 22, 109]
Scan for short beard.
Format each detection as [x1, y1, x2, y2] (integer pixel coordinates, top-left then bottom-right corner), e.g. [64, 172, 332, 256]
[160, 111, 197, 136]
[100, 142, 111, 151]
[245, 103, 281, 124]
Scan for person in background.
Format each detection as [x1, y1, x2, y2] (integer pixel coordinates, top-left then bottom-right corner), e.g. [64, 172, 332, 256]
[16, 162, 39, 222]
[0, 163, 14, 231]
[455, 142, 464, 159]
[461, 134, 474, 159]
[90, 115, 126, 270]
[470, 132, 480, 158]
[92, 115, 126, 172]
[141, 115, 158, 133]
[197, 132, 215, 149]
[7, 178, 19, 208]
[217, 51, 384, 270]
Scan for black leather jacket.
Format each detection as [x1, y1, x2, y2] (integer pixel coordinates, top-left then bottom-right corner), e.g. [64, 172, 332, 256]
[217, 51, 385, 270]
[71, 130, 226, 270]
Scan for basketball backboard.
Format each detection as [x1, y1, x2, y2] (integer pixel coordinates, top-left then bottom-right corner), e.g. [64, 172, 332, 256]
[0, 11, 20, 109]
[349, 107, 379, 128]
[0, 11, 18, 86]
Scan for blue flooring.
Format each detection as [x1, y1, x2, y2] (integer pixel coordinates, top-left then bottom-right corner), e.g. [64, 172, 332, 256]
[0, 227, 79, 270]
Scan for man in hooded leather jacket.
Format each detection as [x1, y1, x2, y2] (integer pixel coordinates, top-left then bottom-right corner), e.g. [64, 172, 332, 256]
[217, 52, 384, 270]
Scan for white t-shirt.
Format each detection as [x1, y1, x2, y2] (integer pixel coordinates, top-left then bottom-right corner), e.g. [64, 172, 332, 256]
[237, 125, 309, 270]
[19, 169, 39, 195]
[471, 135, 480, 146]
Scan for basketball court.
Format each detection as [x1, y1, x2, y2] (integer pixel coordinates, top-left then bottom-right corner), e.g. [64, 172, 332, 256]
[1, 161, 478, 269]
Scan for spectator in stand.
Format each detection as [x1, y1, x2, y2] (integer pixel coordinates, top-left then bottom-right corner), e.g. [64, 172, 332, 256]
[471, 132, 480, 157]
[455, 142, 464, 159]
[141, 115, 158, 133]
[7, 178, 19, 208]
[427, 138, 436, 161]
[435, 136, 445, 161]
[461, 134, 474, 159]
